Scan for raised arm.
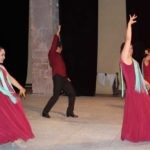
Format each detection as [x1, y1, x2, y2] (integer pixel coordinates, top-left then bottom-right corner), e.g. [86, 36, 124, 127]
[48, 25, 61, 56]
[121, 14, 137, 64]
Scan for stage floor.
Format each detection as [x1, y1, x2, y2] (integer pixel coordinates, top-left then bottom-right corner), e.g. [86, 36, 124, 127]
[0, 94, 150, 150]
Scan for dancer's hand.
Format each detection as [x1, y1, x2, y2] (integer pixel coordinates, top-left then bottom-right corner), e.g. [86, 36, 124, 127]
[19, 87, 26, 98]
[56, 25, 61, 36]
[129, 14, 137, 25]
[145, 81, 150, 91]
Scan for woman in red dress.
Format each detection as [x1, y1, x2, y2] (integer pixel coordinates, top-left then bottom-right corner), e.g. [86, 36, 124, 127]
[142, 49, 150, 94]
[120, 14, 150, 142]
[0, 47, 34, 144]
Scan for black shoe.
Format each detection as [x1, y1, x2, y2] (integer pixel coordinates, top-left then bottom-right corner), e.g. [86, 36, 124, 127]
[42, 112, 51, 118]
[66, 113, 78, 118]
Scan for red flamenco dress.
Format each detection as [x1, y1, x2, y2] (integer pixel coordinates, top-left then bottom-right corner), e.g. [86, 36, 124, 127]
[120, 60, 150, 142]
[0, 66, 34, 144]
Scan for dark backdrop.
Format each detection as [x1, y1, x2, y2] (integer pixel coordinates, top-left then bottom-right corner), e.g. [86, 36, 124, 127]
[0, 0, 29, 89]
[59, 0, 98, 96]
[126, 0, 150, 65]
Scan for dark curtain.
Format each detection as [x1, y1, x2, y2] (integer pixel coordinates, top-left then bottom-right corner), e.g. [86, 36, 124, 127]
[126, 0, 150, 65]
[59, 0, 98, 96]
[0, 0, 29, 89]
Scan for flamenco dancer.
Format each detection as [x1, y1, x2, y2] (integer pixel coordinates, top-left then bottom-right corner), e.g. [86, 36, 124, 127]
[0, 47, 34, 145]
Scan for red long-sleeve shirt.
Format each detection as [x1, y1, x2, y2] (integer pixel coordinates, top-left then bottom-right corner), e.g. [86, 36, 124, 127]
[48, 34, 67, 77]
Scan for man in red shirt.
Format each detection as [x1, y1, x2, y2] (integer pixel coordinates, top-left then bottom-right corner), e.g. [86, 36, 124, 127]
[42, 25, 78, 118]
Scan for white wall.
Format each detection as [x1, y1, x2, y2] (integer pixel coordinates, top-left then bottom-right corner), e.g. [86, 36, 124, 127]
[96, 0, 126, 94]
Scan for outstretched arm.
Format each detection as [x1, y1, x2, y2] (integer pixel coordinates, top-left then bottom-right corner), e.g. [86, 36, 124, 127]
[7, 72, 26, 97]
[121, 14, 137, 64]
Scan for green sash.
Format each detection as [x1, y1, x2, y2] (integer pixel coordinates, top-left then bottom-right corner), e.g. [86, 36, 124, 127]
[0, 68, 17, 104]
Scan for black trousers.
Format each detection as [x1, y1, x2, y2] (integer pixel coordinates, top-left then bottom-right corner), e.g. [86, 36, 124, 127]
[42, 75, 76, 114]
